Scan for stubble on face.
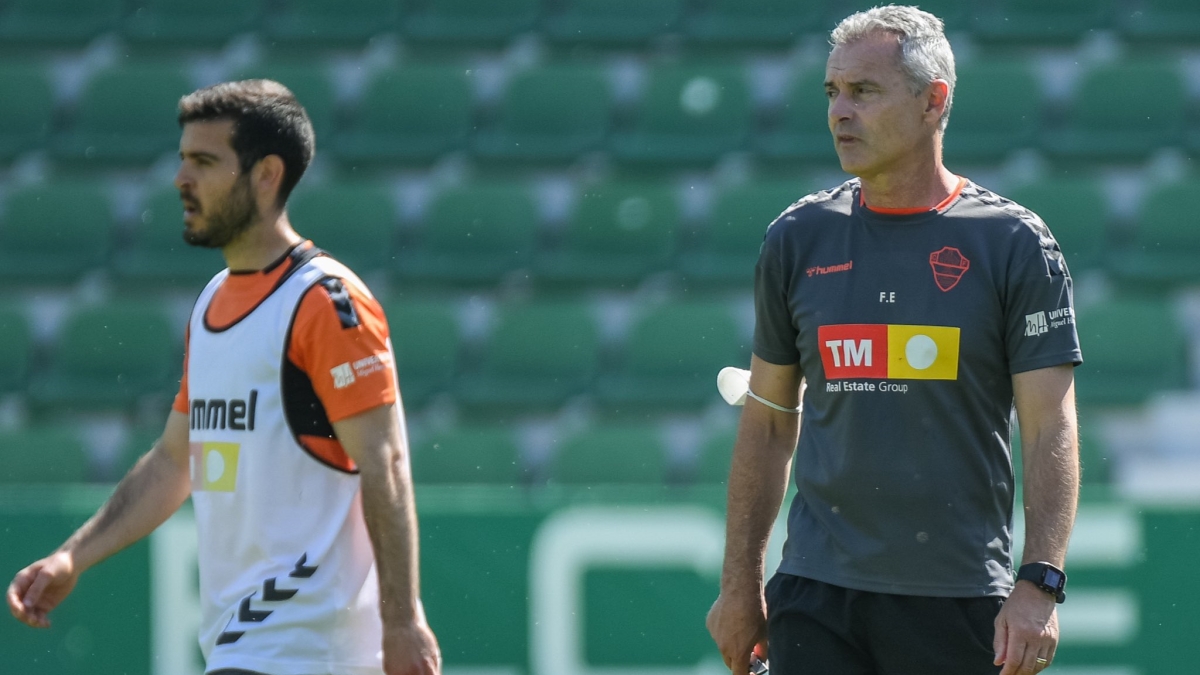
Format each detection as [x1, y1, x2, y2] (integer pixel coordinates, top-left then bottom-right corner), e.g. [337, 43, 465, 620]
[182, 173, 258, 249]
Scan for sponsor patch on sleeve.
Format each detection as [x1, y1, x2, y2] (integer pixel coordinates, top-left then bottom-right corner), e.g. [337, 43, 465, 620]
[331, 363, 356, 389]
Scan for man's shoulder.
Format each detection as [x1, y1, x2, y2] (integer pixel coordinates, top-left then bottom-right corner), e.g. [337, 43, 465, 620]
[294, 253, 389, 339]
[954, 181, 1054, 246]
[765, 179, 858, 240]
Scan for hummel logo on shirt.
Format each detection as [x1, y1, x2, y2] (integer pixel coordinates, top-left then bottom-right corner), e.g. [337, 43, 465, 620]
[806, 260, 854, 277]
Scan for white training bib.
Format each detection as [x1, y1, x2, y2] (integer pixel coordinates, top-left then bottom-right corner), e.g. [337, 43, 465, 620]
[186, 251, 386, 675]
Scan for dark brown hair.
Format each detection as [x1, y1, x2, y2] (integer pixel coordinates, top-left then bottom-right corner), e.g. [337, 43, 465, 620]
[178, 79, 315, 204]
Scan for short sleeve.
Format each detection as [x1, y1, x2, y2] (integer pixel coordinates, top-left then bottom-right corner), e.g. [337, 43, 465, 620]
[288, 278, 398, 422]
[1004, 224, 1083, 374]
[171, 325, 190, 414]
[753, 225, 801, 365]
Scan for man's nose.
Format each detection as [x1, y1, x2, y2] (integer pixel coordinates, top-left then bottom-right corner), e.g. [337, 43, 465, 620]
[174, 165, 191, 191]
[828, 92, 854, 125]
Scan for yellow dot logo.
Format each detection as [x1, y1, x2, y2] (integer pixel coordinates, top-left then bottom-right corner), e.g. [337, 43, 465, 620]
[190, 442, 240, 492]
[206, 449, 225, 483]
[888, 325, 960, 380]
[905, 334, 938, 370]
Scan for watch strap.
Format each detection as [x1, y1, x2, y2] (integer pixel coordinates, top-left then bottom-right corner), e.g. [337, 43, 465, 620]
[1017, 562, 1067, 604]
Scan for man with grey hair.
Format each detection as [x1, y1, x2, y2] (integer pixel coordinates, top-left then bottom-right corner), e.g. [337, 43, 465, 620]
[707, 5, 1080, 675]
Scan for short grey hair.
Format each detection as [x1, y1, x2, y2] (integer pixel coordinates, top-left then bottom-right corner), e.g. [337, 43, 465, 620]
[830, 5, 956, 132]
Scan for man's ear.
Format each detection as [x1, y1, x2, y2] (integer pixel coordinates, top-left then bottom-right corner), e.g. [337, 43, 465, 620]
[251, 154, 286, 206]
[926, 79, 950, 125]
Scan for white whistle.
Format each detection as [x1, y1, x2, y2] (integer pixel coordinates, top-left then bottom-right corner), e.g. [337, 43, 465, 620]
[717, 366, 752, 405]
[716, 366, 802, 414]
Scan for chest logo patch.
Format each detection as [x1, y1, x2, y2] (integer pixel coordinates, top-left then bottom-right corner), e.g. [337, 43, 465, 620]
[818, 324, 961, 381]
[189, 441, 240, 492]
[929, 246, 970, 291]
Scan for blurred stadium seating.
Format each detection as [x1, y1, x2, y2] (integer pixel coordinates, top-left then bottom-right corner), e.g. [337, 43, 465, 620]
[0, 0, 1196, 502]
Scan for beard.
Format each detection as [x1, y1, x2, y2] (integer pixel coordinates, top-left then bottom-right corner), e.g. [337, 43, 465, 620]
[182, 175, 258, 249]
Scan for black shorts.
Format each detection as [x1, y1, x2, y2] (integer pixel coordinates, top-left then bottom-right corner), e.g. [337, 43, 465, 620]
[765, 573, 1003, 675]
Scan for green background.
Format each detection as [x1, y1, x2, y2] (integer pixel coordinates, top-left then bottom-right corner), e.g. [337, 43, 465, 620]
[1, 485, 1194, 675]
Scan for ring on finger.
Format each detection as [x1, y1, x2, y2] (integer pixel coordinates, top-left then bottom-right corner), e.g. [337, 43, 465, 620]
[1036, 657, 1049, 667]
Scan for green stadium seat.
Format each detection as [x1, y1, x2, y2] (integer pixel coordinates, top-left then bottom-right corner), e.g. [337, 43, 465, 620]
[691, 427, 737, 485]
[472, 65, 611, 162]
[1110, 181, 1200, 287]
[1073, 299, 1188, 406]
[534, 182, 678, 288]
[288, 183, 398, 276]
[113, 187, 225, 287]
[678, 181, 803, 288]
[1005, 177, 1111, 274]
[0, 307, 32, 394]
[29, 302, 179, 412]
[1118, 0, 1200, 41]
[596, 302, 747, 410]
[611, 64, 751, 165]
[1042, 62, 1185, 161]
[410, 426, 523, 484]
[683, 0, 820, 47]
[455, 301, 598, 411]
[335, 66, 473, 165]
[943, 61, 1041, 164]
[53, 64, 193, 166]
[550, 425, 668, 484]
[384, 299, 461, 408]
[122, 0, 262, 46]
[230, 63, 337, 141]
[0, 63, 54, 162]
[403, 0, 539, 45]
[0, 0, 123, 47]
[754, 67, 834, 163]
[0, 427, 89, 484]
[0, 183, 112, 285]
[544, 0, 685, 46]
[264, 0, 401, 46]
[971, 0, 1113, 43]
[396, 183, 538, 286]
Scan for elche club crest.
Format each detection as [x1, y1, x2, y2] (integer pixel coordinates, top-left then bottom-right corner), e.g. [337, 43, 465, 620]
[929, 246, 970, 292]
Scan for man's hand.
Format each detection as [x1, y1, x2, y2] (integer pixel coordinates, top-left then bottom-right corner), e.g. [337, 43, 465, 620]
[994, 581, 1059, 674]
[383, 616, 441, 675]
[707, 588, 768, 675]
[7, 551, 79, 629]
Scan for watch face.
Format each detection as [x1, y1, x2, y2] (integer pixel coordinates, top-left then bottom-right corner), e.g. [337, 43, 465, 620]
[1044, 569, 1064, 589]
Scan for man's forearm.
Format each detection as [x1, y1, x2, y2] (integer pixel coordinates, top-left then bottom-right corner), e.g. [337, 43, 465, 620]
[1019, 413, 1079, 568]
[62, 444, 191, 573]
[720, 408, 799, 593]
[360, 450, 421, 625]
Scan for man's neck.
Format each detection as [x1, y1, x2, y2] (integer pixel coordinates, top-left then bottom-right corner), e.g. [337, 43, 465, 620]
[860, 165, 959, 211]
[858, 139, 959, 210]
[222, 212, 304, 273]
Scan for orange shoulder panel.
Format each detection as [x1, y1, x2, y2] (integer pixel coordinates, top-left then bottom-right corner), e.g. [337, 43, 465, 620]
[288, 276, 397, 423]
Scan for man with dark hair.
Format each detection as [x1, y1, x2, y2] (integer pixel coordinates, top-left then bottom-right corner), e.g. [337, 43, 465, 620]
[177, 79, 315, 208]
[7, 80, 441, 675]
[707, 6, 1080, 675]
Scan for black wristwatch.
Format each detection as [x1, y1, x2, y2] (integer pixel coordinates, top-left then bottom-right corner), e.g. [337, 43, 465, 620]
[1016, 562, 1067, 603]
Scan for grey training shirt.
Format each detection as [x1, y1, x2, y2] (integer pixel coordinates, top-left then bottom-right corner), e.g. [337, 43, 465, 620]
[754, 178, 1082, 598]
